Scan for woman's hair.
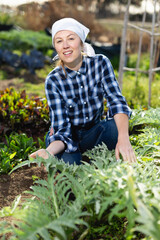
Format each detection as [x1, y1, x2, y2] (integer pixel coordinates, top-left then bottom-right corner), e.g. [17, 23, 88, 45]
[57, 59, 66, 77]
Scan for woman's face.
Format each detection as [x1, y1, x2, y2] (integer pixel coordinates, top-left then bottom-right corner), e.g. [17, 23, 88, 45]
[54, 30, 83, 70]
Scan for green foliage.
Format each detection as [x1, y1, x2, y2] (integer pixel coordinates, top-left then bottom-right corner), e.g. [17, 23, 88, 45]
[0, 87, 50, 135]
[127, 53, 150, 71]
[130, 127, 160, 160]
[5, 132, 36, 160]
[0, 143, 159, 239]
[122, 71, 160, 109]
[0, 87, 50, 175]
[0, 30, 52, 52]
[2, 106, 160, 239]
[122, 53, 160, 109]
[151, 75, 160, 108]
[0, 69, 8, 80]
[0, 13, 12, 25]
[0, 132, 37, 174]
[129, 108, 160, 132]
[129, 108, 160, 161]
[0, 99, 160, 239]
[1, 156, 89, 240]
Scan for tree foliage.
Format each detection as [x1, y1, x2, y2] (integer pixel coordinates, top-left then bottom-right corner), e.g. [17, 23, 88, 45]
[14, 0, 143, 31]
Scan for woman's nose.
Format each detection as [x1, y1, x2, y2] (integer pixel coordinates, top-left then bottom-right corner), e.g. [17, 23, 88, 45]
[63, 41, 69, 48]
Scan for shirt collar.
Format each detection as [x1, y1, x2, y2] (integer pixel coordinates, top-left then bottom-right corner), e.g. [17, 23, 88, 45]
[64, 56, 88, 79]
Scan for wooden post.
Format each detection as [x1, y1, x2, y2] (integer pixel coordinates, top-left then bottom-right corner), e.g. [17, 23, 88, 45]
[135, 0, 147, 83]
[148, 0, 157, 106]
[118, 0, 160, 105]
[118, 0, 131, 90]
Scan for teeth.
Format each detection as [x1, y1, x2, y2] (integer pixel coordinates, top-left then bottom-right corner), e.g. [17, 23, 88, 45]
[64, 52, 72, 55]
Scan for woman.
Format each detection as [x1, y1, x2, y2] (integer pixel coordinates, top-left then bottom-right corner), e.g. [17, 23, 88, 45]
[30, 18, 136, 164]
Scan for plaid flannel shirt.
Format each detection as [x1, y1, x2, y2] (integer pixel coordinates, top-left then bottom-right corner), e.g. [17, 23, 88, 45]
[45, 54, 132, 152]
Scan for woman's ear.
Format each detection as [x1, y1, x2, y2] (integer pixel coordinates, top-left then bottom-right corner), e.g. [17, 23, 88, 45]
[81, 42, 84, 52]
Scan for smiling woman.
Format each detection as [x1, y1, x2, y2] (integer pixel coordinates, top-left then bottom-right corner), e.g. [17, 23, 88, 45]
[29, 17, 137, 165]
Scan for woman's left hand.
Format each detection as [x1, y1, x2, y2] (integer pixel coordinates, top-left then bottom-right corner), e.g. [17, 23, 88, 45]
[113, 113, 137, 163]
[115, 136, 137, 163]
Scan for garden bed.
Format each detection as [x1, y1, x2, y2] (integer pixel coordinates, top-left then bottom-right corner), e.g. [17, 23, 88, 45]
[0, 165, 47, 208]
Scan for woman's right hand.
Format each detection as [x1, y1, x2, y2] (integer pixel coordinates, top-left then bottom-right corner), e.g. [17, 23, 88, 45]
[29, 149, 49, 159]
[29, 140, 65, 160]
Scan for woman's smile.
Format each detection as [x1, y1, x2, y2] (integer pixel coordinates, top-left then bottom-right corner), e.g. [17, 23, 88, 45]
[63, 50, 73, 56]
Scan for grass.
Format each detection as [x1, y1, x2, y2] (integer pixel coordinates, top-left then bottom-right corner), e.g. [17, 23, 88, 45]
[22, 65, 54, 96]
[0, 64, 53, 97]
[120, 52, 160, 108]
[121, 71, 160, 108]
[16, 79, 46, 97]
[0, 69, 8, 80]
[36, 64, 54, 79]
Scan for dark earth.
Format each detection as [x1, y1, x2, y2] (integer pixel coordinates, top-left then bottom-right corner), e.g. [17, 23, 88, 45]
[0, 165, 47, 209]
[0, 66, 47, 211]
[0, 164, 48, 240]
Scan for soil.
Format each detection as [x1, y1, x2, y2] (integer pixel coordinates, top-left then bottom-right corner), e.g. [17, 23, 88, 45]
[0, 165, 47, 209]
[0, 164, 48, 240]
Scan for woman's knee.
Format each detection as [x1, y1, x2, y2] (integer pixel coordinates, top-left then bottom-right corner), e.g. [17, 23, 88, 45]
[56, 150, 82, 165]
[100, 119, 118, 150]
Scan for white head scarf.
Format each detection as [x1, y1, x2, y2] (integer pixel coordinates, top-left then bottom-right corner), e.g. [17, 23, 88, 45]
[51, 18, 95, 59]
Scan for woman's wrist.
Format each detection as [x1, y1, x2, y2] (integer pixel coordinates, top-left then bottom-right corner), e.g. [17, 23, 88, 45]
[46, 140, 65, 156]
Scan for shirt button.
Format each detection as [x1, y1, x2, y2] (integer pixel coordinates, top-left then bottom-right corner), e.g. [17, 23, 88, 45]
[81, 85, 83, 88]
[69, 105, 72, 108]
[84, 101, 87, 105]
[86, 117, 89, 119]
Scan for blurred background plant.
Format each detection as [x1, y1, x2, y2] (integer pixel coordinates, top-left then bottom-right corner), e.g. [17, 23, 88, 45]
[0, 12, 12, 24]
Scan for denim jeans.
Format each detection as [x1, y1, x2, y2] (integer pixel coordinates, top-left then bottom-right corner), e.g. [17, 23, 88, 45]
[45, 118, 118, 165]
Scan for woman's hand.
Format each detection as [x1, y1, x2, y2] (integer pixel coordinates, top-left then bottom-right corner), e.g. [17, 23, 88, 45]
[29, 149, 49, 159]
[49, 127, 54, 136]
[29, 140, 65, 160]
[115, 136, 137, 163]
[114, 113, 137, 164]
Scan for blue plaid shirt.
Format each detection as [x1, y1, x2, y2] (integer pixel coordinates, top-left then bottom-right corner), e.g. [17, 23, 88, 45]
[45, 54, 131, 152]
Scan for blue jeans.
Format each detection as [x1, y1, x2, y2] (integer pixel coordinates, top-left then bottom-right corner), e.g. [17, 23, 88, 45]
[45, 119, 118, 165]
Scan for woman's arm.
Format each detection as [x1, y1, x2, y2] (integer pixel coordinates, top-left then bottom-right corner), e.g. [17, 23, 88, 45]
[114, 113, 137, 163]
[29, 140, 65, 159]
